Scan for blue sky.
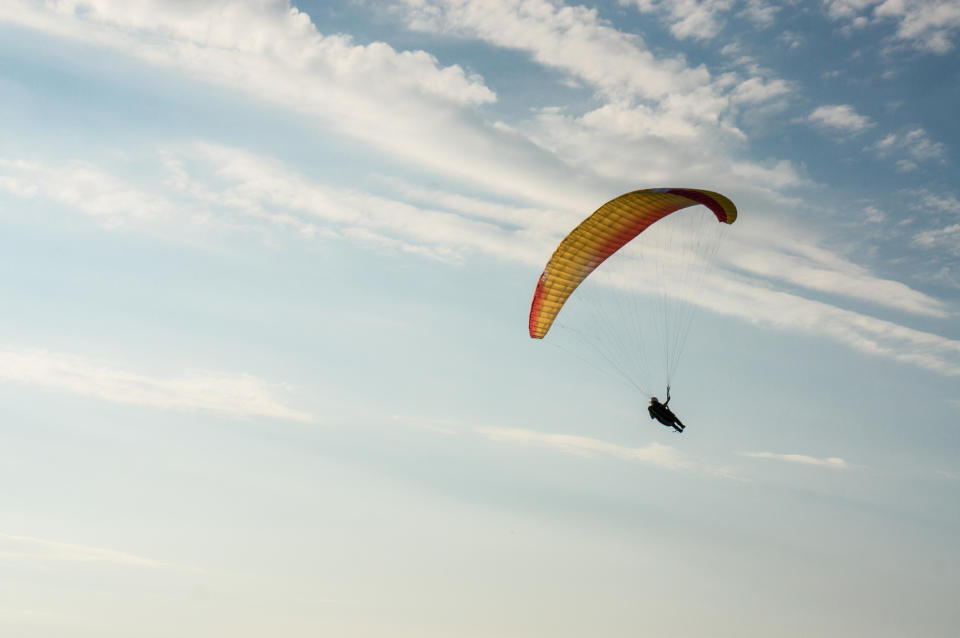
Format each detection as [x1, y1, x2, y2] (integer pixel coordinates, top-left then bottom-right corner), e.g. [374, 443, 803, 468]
[1, 1, 958, 636]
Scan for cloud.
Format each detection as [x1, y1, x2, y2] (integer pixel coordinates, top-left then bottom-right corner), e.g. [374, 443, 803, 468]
[1, 0, 954, 381]
[0, 346, 313, 422]
[875, 0, 960, 53]
[916, 190, 960, 216]
[0, 159, 190, 228]
[0, 0, 799, 223]
[476, 426, 741, 478]
[0, 0, 600, 211]
[868, 128, 947, 171]
[913, 224, 960, 254]
[623, 0, 779, 35]
[823, 0, 880, 19]
[908, 189, 960, 257]
[181, 143, 556, 264]
[730, 76, 792, 104]
[743, 451, 851, 468]
[477, 426, 689, 467]
[863, 205, 886, 223]
[623, 0, 736, 41]
[742, 0, 780, 26]
[392, 0, 794, 170]
[822, 0, 960, 54]
[695, 271, 960, 376]
[721, 219, 948, 317]
[397, 0, 713, 101]
[7, 143, 957, 379]
[183, 143, 950, 323]
[808, 104, 874, 133]
[0, 533, 174, 568]
[2, 0, 493, 106]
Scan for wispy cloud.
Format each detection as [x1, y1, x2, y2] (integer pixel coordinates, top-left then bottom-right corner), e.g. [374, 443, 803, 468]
[868, 128, 947, 172]
[0, 0, 596, 211]
[476, 426, 741, 478]
[0, 158, 192, 228]
[721, 220, 948, 317]
[0, 346, 313, 422]
[808, 104, 874, 133]
[477, 426, 690, 467]
[623, 0, 735, 41]
[917, 191, 960, 217]
[822, 0, 960, 54]
[876, 0, 960, 54]
[392, 0, 797, 189]
[397, 0, 713, 101]
[623, 0, 779, 36]
[6, 143, 957, 378]
[913, 224, 960, 254]
[909, 190, 960, 257]
[743, 451, 851, 468]
[822, 0, 882, 20]
[0, 0, 799, 222]
[0, 533, 174, 568]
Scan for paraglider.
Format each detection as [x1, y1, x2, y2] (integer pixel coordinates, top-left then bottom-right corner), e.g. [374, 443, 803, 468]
[529, 187, 738, 433]
[648, 388, 684, 433]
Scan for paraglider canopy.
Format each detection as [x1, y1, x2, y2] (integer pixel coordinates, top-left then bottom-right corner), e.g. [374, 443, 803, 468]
[528, 187, 737, 397]
[529, 188, 737, 339]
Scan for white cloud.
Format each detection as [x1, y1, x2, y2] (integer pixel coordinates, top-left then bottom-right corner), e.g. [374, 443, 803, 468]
[876, 0, 960, 53]
[0, 533, 173, 568]
[743, 451, 851, 468]
[9, 144, 957, 378]
[398, 0, 713, 101]
[918, 191, 960, 216]
[823, 0, 880, 19]
[871, 133, 899, 152]
[0, 0, 801, 224]
[623, 0, 735, 40]
[901, 129, 948, 162]
[0, 346, 313, 422]
[694, 271, 960, 375]
[808, 104, 874, 133]
[476, 426, 741, 478]
[2, 0, 493, 106]
[869, 129, 947, 169]
[0, 159, 187, 228]
[913, 224, 960, 254]
[908, 189, 960, 256]
[730, 76, 791, 104]
[722, 220, 948, 317]
[0, 0, 604, 211]
[623, 0, 779, 35]
[391, 0, 793, 175]
[863, 205, 886, 223]
[477, 426, 690, 467]
[742, 0, 780, 26]
[183, 143, 555, 264]
[822, 0, 960, 54]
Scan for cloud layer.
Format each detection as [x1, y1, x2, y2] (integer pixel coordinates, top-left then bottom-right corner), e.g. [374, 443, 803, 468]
[743, 451, 851, 468]
[0, 346, 312, 422]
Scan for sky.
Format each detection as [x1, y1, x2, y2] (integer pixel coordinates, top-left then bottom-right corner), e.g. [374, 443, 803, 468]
[1, 0, 959, 636]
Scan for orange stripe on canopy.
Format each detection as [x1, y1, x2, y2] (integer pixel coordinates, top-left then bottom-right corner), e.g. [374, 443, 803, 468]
[528, 188, 737, 339]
